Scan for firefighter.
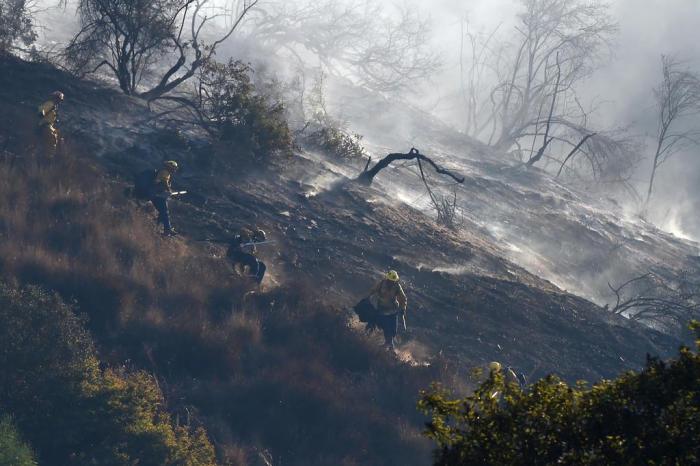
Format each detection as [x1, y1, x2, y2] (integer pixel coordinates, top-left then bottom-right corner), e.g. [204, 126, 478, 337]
[227, 228, 267, 284]
[37, 91, 64, 155]
[366, 270, 408, 350]
[151, 160, 179, 236]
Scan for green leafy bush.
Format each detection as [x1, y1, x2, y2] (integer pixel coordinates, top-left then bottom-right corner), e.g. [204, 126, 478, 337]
[419, 322, 700, 465]
[198, 59, 293, 160]
[305, 124, 368, 159]
[0, 283, 217, 466]
[0, 415, 36, 466]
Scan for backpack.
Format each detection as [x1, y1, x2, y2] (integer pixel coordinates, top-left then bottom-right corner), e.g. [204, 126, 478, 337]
[226, 235, 243, 258]
[354, 297, 378, 323]
[133, 169, 158, 199]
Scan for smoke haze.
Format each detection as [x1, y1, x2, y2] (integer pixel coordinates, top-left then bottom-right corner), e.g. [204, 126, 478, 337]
[30, 0, 700, 283]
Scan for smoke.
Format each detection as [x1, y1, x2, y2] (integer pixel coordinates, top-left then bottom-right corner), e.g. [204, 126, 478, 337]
[411, 0, 700, 238]
[28, 0, 700, 311]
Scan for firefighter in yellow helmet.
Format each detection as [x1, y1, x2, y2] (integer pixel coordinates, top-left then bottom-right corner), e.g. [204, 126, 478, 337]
[227, 227, 267, 284]
[151, 160, 179, 236]
[366, 270, 407, 350]
[37, 91, 64, 155]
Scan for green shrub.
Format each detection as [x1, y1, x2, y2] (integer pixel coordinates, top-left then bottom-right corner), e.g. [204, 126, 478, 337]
[299, 69, 368, 159]
[305, 124, 368, 159]
[0, 415, 36, 466]
[199, 59, 293, 160]
[0, 283, 217, 466]
[419, 322, 700, 465]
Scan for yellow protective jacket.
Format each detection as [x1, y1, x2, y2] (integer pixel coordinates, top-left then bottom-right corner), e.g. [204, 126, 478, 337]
[38, 100, 58, 127]
[368, 279, 407, 314]
[154, 168, 172, 193]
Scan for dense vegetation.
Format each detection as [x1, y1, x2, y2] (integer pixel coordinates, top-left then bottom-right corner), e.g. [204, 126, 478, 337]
[0, 283, 216, 465]
[419, 322, 700, 465]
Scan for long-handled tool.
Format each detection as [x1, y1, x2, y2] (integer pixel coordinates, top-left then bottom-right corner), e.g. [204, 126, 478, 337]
[240, 240, 276, 248]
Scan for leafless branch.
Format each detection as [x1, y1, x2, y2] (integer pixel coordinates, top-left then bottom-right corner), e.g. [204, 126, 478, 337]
[461, 0, 617, 163]
[556, 132, 597, 177]
[645, 55, 700, 206]
[357, 148, 465, 186]
[607, 271, 700, 333]
[65, 0, 258, 100]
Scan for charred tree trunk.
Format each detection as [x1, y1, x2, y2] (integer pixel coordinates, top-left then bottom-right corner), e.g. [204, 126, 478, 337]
[556, 132, 597, 178]
[527, 53, 561, 167]
[357, 148, 465, 186]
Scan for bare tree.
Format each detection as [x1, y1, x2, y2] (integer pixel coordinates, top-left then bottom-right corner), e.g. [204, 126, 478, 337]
[237, 0, 441, 94]
[608, 271, 700, 334]
[462, 0, 616, 154]
[65, 0, 258, 99]
[459, 19, 503, 137]
[645, 55, 700, 205]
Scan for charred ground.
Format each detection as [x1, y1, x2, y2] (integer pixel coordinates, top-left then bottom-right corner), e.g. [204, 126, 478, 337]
[0, 54, 685, 465]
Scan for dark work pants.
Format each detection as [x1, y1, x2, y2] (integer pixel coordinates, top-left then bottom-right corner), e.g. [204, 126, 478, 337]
[151, 196, 172, 232]
[376, 312, 399, 348]
[229, 251, 266, 284]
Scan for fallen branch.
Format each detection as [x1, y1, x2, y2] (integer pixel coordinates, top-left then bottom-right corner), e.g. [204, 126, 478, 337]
[357, 148, 465, 186]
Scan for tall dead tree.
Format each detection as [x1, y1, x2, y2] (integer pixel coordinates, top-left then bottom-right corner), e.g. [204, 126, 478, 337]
[646, 55, 700, 206]
[459, 19, 503, 137]
[461, 0, 616, 157]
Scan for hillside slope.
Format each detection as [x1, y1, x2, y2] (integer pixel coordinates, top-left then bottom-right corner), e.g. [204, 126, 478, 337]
[0, 54, 687, 464]
[0, 53, 680, 380]
[327, 79, 700, 309]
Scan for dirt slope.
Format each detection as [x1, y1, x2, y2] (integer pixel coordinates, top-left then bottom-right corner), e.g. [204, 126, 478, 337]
[0, 53, 680, 384]
[326, 79, 700, 309]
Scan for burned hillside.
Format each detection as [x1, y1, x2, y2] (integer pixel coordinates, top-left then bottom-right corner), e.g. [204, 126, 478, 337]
[0, 49, 691, 465]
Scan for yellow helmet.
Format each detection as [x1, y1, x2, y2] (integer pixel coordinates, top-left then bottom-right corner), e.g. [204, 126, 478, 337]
[254, 229, 266, 242]
[386, 270, 399, 282]
[163, 160, 178, 172]
[489, 361, 502, 372]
